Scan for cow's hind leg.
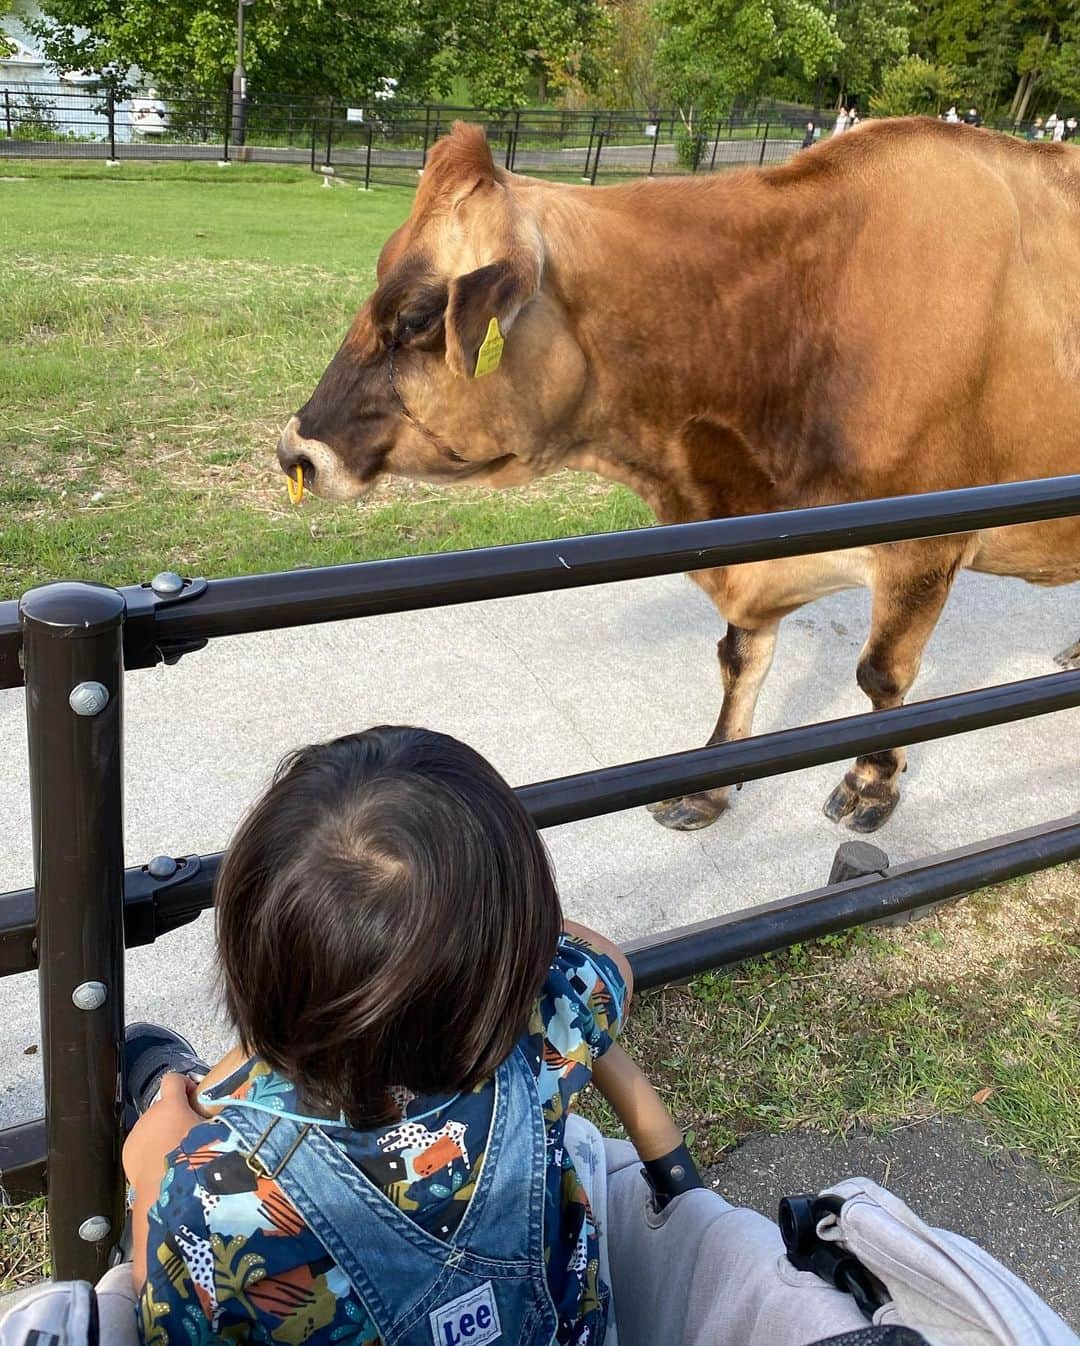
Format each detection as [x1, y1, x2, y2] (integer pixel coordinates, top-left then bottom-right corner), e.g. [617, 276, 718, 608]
[648, 620, 779, 830]
[823, 546, 963, 833]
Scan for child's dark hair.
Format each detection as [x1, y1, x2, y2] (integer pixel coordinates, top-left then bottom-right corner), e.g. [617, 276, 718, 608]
[215, 726, 562, 1125]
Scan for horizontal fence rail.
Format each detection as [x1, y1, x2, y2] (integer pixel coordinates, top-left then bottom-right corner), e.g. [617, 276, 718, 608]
[2, 666, 1079, 978]
[2, 475, 1080, 690]
[625, 813, 1080, 988]
[5, 811, 1078, 1199]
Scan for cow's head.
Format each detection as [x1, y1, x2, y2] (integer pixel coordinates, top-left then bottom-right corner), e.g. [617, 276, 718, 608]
[278, 123, 588, 500]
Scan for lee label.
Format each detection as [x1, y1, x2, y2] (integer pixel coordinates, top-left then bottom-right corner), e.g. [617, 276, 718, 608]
[429, 1282, 501, 1346]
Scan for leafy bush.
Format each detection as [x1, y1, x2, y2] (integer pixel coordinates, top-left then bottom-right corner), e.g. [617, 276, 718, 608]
[869, 56, 963, 118]
[675, 124, 707, 168]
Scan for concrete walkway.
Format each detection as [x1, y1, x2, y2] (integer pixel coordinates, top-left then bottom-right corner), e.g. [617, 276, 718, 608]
[0, 568, 1077, 1125]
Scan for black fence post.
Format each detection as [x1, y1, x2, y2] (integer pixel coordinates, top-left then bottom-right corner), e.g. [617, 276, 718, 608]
[21, 582, 126, 1282]
[648, 124, 660, 176]
[421, 105, 431, 167]
[582, 112, 600, 179]
[590, 131, 604, 185]
[5, 89, 13, 138]
[310, 108, 317, 171]
[222, 89, 230, 161]
[325, 99, 334, 167]
[710, 120, 722, 169]
[759, 122, 769, 166]
[106, 87, 116, 161]
[364, 123, 373, 190]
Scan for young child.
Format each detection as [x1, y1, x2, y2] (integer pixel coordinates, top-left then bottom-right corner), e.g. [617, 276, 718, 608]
[123, 726, 687, 1346]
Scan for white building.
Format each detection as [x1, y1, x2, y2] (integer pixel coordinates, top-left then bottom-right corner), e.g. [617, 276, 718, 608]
[1, 1, 150, 142]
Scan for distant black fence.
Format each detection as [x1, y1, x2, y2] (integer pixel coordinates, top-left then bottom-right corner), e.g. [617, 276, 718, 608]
[1, 474, 1080, 1283]
[0, 84, 819, 180]
[1, 84, 1055, 185]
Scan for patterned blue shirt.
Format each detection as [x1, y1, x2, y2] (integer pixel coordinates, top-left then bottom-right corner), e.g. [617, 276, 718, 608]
[138, 933, 627, 1345]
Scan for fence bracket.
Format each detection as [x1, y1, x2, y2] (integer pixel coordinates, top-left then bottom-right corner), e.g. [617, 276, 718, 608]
[123, 575, 208, 672]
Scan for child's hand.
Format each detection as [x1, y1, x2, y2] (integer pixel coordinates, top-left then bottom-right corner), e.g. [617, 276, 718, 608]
[123, 1072, 202, 1187]
[124, 1073, 203, 1291]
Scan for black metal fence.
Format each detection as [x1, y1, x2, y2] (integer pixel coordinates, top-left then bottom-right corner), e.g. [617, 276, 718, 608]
[0, 84, 816, 181]
[1, 474, 1079, 1282]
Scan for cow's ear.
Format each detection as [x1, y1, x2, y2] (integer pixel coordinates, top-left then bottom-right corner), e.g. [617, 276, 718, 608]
[444, 253, 540, 378]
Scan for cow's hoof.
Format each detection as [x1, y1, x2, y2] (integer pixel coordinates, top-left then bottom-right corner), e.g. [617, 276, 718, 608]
[847, 793, 900, 833]
[647, 791, 728, 831]
[823, 779, 899, 833]
[823, 779, 859, 822]
[1054, 640, 1080, 670]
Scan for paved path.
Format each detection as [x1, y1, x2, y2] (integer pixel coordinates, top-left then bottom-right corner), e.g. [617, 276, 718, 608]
[0, 568, 1077, 1124]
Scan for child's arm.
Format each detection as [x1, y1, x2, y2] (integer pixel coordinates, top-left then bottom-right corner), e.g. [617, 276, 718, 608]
[123, 1044, 248, 1290]
[590, 1042, 681, 1160]
[122, 1073, 204, 1290]
[592, 1043, 703, 1206]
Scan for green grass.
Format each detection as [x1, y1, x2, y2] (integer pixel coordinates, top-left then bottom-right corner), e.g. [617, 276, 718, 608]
[0, 159, 648, 597]
[582, 868, 1080, 1186]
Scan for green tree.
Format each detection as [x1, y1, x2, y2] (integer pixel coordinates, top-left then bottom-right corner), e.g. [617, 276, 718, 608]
[868, 53, 962, 114]
[1050, 3, 1080, 102]
[435, 0, 608, 105]
[592, 0, 666, 109]
[831, 0, 913, 104]
[30, 0, 440, 98]
[653, 0, 841, 118]
[910, 0, 1069, 119]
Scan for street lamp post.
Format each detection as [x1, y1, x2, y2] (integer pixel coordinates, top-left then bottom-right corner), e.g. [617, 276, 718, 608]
[231, 0, 254, 148]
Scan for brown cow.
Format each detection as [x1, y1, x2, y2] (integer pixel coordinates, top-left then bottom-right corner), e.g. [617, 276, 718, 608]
[279, 118, 1080, 833]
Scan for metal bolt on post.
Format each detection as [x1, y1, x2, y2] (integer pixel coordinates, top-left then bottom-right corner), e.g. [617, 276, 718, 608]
[151, 570, 184, 597]
[20, 581, 127, 1281]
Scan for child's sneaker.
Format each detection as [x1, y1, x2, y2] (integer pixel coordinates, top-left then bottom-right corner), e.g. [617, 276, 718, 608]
[124, 1022, 209, 1120]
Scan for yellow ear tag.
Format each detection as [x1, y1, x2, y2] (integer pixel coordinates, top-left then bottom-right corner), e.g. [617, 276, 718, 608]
[287, 465, 305, 504]
[473, 317, 504, 378]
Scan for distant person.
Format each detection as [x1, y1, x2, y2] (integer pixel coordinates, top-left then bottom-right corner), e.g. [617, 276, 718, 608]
[833, 106, 849, 136]
[1047, 112, 1060, 137]
[1031, 117, 1045, 140]
[963, 107, 981, 126]
[847, 109, 861, 131]
[801, 120, 816, 149]
[1053, 115, 1067, 142]
[1065, 117, 1078, 141]
[945, 105, 960, 123]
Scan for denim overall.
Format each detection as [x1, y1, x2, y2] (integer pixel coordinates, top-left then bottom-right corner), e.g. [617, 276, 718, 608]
[217, 1044, 560, 1346]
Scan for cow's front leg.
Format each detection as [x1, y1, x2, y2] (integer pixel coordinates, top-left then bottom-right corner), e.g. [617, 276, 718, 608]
[648, 621, 780, 830]
[824, 549, 960, 832]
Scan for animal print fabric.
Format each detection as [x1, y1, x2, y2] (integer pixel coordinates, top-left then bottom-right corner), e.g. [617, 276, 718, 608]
[137, 933, 626, 1345]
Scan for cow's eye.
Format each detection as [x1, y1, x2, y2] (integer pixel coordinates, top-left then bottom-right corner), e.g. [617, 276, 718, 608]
[400, 311, 434, 336]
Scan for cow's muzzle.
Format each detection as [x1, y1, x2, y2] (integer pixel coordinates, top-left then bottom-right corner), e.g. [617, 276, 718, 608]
[277, 416, 367, 501]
